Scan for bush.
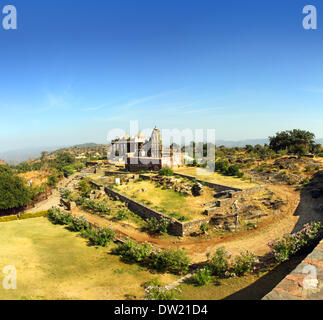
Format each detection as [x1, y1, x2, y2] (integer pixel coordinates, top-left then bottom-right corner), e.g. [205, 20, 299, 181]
[147, 217, 171, 234]
[68, 215, 90, 232]
[144, 284, 178, 300]
[159, 167, 174, 176]
[84, 199, 111, 215]
[200, 223, 210, 234]
[232, 252, 259, 276]
[116, 209, 128, 221]
[47, 170, 61, 187]
[151, 248, 190, 275]
[78, 178, 94, 197]
[207, 247, 230, 278]
[114, 238, 153, 263]
[47, 207, 72, 225]
[225, 165, 241, 176]
[268, 222, 321, 262]
[193, 268, 212, 286]
[81, 226, 115, 246]
[62, 189, 72, 199]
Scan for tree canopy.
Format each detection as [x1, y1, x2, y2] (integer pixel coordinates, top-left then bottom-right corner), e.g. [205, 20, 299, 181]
[0, 166, 32, 210]
[269, 129, 319, 156]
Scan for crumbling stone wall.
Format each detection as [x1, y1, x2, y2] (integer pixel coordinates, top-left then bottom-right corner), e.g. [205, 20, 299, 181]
[173, 172, 242, 192]
[104, 186, 184, 236]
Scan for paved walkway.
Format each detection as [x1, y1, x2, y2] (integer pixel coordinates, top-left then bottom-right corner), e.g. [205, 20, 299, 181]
[263, 239, 323, 300]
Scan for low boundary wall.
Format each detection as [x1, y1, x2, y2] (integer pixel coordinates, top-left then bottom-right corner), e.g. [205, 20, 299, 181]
[173, 172, 242, 192]
[90, 180, 265, 237]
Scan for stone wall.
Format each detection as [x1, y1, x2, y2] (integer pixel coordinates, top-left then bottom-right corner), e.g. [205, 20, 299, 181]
[105, 171, 133, 177]
[90, 179, 266, 237]
[173, 172, 242, 192]
[104, 186, 184, 236]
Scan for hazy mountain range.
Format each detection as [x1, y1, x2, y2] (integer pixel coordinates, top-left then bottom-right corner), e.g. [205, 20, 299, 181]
[1, 139, 322, 164]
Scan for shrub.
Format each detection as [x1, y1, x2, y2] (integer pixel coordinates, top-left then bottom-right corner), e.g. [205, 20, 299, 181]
[96, 202, 111, 215]
[200, 223, 210, 234]
[301, 179, 309, 185]
[268, 222, 321, 262]
[68, 215, 90, 232]
[81, 226, 115, 246]
[214, 161, 229, 173]
[47, 207, 72, 225]
[207, 247, 230, 278]
[114, 238, 153, 263]
[147, 217, 171, 234]
[232, 252, 259, 276]
[193, 268, 212, 286]
[225, 165, 241, 177]
[159, 167, 174, 176]
[144, 284, 178, 300]
[116, 209, 128, 221]
[78, 178, 94, 197]
[62, 189, 72, 199]
[151, 248, 190, 274]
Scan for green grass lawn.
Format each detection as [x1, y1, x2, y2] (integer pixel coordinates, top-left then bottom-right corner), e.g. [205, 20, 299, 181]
[0, 217, 177, 300]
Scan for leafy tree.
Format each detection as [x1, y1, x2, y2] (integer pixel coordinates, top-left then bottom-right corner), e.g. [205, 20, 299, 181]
[0, 167, 32, 210]
[269, 129, 316, 156]
[55, 152, 75, 171]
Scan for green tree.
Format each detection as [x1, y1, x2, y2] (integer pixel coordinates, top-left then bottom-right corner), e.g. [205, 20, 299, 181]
[269, 129, 316, 156]
[55, 152, 75, 171]
[0, 167, 32, 210]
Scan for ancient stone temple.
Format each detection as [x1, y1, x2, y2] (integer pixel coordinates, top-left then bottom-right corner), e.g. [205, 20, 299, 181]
[108, 126, 183, 172]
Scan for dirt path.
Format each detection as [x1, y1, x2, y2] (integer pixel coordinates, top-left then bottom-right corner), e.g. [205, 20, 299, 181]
[26, 177, 71, 214]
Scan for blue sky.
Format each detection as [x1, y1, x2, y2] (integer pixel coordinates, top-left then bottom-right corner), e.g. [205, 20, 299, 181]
[0, 0, 322, 151]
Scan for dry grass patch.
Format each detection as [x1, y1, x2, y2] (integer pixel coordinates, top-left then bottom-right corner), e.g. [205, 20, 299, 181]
[175, 167, 258, 189]
[115, 180, 215, 221]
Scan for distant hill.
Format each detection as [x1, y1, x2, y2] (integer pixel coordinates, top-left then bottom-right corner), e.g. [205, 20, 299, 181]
[0, 146, 65, 165]
[215, 139, 269, 147]
[0, 143, 102, 164]
[71, 143, 100, 148]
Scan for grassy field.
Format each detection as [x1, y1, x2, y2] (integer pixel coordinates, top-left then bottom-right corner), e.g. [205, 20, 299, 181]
[174, 167, 258, 189]
[0, 217, 177, 300]
[115, 180, 215, 221]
